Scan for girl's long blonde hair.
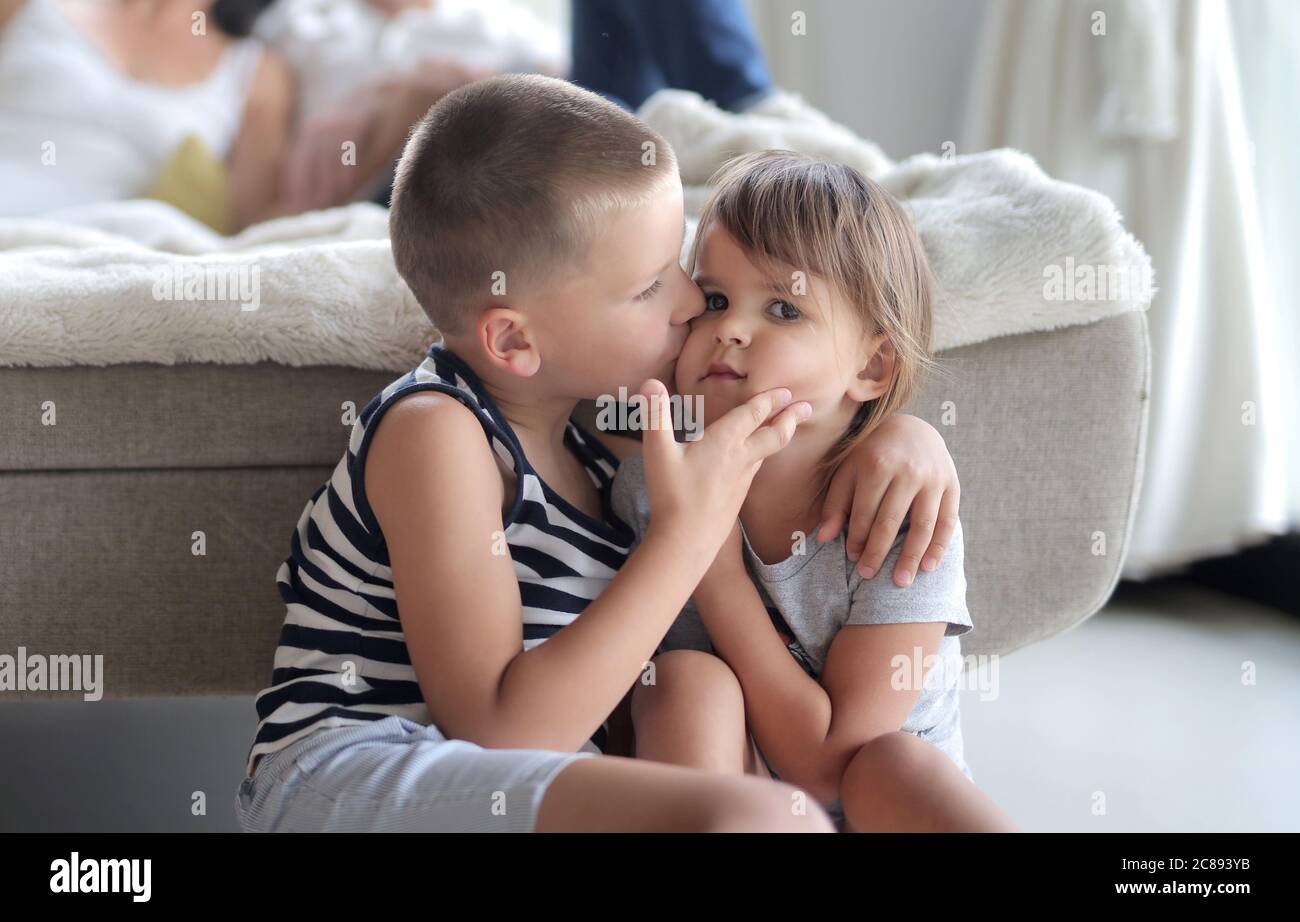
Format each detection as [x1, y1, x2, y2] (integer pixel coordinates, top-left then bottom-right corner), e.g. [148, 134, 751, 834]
[687, 151, 944, 507]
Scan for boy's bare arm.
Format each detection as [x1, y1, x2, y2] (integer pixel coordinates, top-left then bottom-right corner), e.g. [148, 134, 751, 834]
[366, 386, 807, 753]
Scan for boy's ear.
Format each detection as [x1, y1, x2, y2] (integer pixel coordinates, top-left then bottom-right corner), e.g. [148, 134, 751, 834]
[477, 307, 541, 377]
[847, 333, 894, 403]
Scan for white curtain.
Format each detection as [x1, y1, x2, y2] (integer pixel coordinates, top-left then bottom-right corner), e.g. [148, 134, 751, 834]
[963, 0, 1300, 578]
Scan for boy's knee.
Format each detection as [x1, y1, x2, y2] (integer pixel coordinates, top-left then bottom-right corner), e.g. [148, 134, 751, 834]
[631, 649, 742, 722]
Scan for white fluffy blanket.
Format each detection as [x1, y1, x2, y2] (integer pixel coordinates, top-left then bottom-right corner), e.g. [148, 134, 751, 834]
[0, 89, 1153, 370]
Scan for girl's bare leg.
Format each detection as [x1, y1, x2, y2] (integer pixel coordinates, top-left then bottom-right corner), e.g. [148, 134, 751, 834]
[628, 653, 1013, 832]
[535, 755, 835, 832]
[839, 731, 1019, 832]
[629, 649, 753, 774]
[539, 648, 826, 832]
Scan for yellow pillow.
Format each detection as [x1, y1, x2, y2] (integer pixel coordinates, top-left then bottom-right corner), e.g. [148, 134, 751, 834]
[143, 134, 234, 235]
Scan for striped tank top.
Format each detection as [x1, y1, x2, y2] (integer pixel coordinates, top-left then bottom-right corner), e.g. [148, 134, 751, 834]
[245, 341, 635, 776]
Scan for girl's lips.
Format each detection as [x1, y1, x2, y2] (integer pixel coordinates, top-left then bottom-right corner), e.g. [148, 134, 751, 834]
[703, 359, 746, 380]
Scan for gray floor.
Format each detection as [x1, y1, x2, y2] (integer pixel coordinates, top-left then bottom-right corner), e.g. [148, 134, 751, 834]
[962, 581, 1300, 831]
[1, 580, 1296, 832]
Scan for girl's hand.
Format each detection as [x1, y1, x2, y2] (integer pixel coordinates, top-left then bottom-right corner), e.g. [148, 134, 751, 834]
[815, 414, 959, 586]
[639, 379, 811, 561]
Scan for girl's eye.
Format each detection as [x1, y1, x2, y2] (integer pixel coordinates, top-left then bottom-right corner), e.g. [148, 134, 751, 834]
[768, 299, 801, 321]
[703, 292, 728, 312]
[634, 279, 664, 302]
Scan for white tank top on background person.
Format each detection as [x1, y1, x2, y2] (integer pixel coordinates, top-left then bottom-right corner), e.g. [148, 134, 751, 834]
[0, 0, 264, 216]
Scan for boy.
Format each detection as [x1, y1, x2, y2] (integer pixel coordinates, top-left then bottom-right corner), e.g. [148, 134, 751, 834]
[236, 74, 961, 833]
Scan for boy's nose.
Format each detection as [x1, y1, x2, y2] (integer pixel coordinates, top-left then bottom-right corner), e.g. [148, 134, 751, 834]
[674, 277, 706, 324]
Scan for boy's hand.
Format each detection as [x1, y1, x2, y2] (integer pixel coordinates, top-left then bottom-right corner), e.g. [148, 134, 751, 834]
[640, 379, 811, 560]
[815, 414, 959, 587]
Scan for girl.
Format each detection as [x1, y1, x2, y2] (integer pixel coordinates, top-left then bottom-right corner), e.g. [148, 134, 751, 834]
[613, 151, 1019, 832]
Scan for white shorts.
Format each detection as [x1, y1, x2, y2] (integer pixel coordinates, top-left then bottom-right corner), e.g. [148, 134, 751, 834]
[237, 715, 597, 833]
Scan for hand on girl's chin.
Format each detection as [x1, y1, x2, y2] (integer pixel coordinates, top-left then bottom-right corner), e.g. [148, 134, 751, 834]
[700, 390, 740, 426]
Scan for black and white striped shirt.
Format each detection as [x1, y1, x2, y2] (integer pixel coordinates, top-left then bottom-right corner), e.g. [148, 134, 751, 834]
[245, 342, 634, 776]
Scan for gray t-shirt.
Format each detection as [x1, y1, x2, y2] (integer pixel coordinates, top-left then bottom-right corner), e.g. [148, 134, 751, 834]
[611, 455, 975, 781]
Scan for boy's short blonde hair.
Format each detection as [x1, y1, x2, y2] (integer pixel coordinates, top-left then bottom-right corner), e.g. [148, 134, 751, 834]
[390, 74, 678, 336]
[688, 151, 942, 500]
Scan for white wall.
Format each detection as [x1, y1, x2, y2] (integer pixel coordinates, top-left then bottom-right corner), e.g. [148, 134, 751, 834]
[747, 0, 992, 160]
[533, 0, 991, 161]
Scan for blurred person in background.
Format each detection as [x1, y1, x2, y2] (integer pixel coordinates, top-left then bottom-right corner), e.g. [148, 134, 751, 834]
[0, 0, 775, 227]
[0, 0, 295, 232]
[272, 0, 775, 211]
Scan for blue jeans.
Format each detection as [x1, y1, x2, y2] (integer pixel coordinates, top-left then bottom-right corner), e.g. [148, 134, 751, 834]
[570, 0, 774, 112]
